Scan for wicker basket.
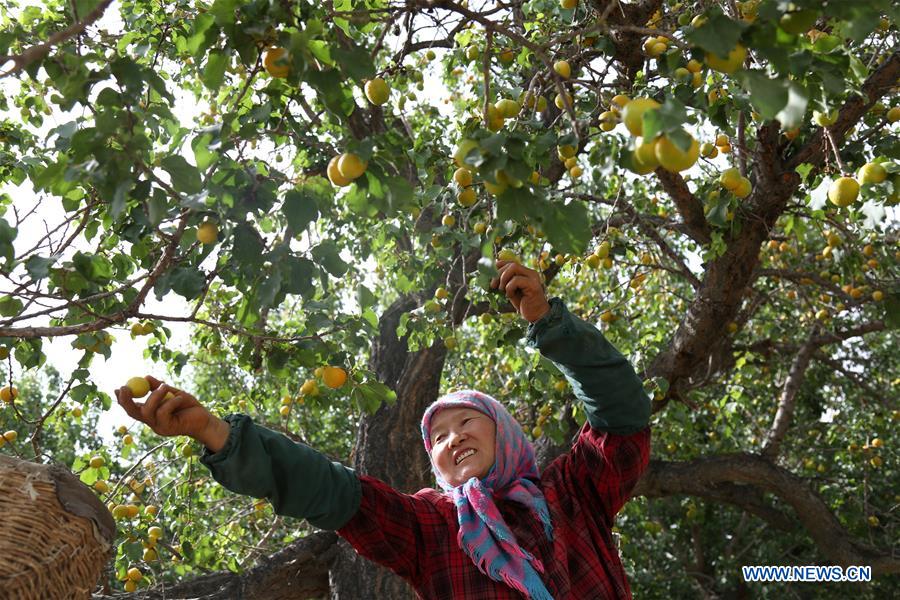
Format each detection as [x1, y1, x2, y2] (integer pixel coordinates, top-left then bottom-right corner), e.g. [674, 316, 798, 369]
[0, 455, 116, 599]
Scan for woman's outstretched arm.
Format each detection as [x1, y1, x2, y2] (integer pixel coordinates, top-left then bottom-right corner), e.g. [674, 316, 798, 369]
[116, 377, 361, 530]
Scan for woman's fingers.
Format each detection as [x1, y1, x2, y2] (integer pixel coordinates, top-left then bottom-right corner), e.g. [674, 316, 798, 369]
[498, 263, 539, 294]
[504, 274, 535, 308]
[495, 262, 517, 291]
[115, 386, 144, 423]
[490, 259, 516, 290]
[491, 261, 547, 321]
[156, 394, 187, 433]
[116, 378, 176, 429]
[142, 383, 173, 426]
[116, 378, 204, 438]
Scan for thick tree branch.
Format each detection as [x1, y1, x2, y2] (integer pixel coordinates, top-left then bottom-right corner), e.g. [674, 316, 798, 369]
[0, 211, 190, 338]
[761, 329, 818, 459]
[633, 455, 899, 575]
[648, 53, 899, 403]
[654, 168, 711, 245]
[737, 320, 887, 358]
[1, 0, 115, 78]
[91, 531, 336, 599]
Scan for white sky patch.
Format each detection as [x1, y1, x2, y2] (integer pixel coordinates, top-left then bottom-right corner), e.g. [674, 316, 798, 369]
[808, 178, 830, 210]
[859, 200, 887, 229]
[820, 407, 838, 423]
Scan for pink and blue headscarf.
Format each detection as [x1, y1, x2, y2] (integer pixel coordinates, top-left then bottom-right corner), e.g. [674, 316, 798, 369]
[421, 390, 554, 600]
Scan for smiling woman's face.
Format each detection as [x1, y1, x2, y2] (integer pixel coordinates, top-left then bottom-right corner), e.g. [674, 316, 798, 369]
[429, 407, 497, 487]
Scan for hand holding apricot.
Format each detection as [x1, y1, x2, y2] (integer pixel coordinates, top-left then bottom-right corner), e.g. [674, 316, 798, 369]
[116, 375, 214, 441]
[490, 259, 551, 323]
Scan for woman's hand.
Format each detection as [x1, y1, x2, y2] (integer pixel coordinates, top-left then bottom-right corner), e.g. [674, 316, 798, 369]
[115, 376, 213, 440]
[490, 259, 551, 323]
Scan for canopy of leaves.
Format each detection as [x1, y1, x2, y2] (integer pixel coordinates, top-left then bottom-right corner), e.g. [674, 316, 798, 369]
[0, 0, 898, 596]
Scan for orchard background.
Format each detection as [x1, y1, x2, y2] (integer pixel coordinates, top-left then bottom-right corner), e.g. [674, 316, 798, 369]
[0, 0, 898, 597]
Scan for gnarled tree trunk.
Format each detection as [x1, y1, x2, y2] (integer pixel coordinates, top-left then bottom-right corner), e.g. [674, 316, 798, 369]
[328, 292, 448, 600]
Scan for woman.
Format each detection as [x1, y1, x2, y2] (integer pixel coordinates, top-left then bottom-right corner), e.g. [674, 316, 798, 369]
[116, 259, 651, 598]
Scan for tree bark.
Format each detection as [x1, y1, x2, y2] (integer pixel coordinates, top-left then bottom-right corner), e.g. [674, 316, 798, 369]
[328, 292, 448, 600]
[647, 52, 900, 405]
[634, 455, 900, 575]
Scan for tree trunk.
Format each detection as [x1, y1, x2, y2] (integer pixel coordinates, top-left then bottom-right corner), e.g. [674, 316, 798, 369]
[328, 293, 448, 600]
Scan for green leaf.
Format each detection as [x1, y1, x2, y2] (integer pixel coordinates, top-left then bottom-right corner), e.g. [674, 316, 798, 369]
[170, 267, 206, 300]
[307, 40, 334, 66]
[283, 188, 319, 232]
[707, 199, 729, 227]
[496, 188, 590, 254]
[383, 176, 415, 215]
[145, 69, 175, 102]
[0, 218, 15, 264]
[191, 127, 221, 171]
[110, 179, 134, 220]
[231, 223, 265, 270]
[306, 70, 353, 119]
[362, 307, 378, 328]
[738, 70, 788, 119]
[641, 96, 687, 140]
[840, 9, 880, 43]
[185, 13, 217, 57]
[352, 381, 397, 413]
[0, 295, 23, 317]
[201, 49, 228, 91]
[181, 540, 195, 561]
[257, 270, 282, 309]
[147, 194, 168, 226]
[332, 45, 375, 81]
[332, 0, 352, 35]
[357, 284, 376, 311]
[775, 82, 809, 129]
[73, 252, 113, 282]
[109, 57, 144, 95]
[668, 128, 693, 153]
[533, 131, 556, 157]
[209, 0, 239, 25]
[496, 186, 541, 221]
[812, 34, 841, 54]
[70, 383, 94, 402]
[279, 256, 317, 298]
[311, 241, 349, 277]
[79, 467, 99, 486]
[24, 255, 56, 281]
[14, 338, 44, 369]
[160, 156, 202, 194]
[542, 200, 592, 255]
[885, 292, 900, 330]
[74, 0, 103, 19]
[686, 12, 747, 59]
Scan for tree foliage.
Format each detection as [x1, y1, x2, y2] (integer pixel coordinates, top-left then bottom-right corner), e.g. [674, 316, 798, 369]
[0, 0, 898, 596]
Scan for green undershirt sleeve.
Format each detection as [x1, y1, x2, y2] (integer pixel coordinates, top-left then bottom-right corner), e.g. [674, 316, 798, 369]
[525, 297, 651, 435]
[199, 413, 361, 530]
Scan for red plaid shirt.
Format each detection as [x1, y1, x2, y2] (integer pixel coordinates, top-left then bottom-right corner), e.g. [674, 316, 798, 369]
[338, 423, 650, 599]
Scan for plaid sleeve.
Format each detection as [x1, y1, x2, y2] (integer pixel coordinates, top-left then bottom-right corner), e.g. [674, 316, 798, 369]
[336, 475, 448, 584]
[567, 423, 651, 525]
